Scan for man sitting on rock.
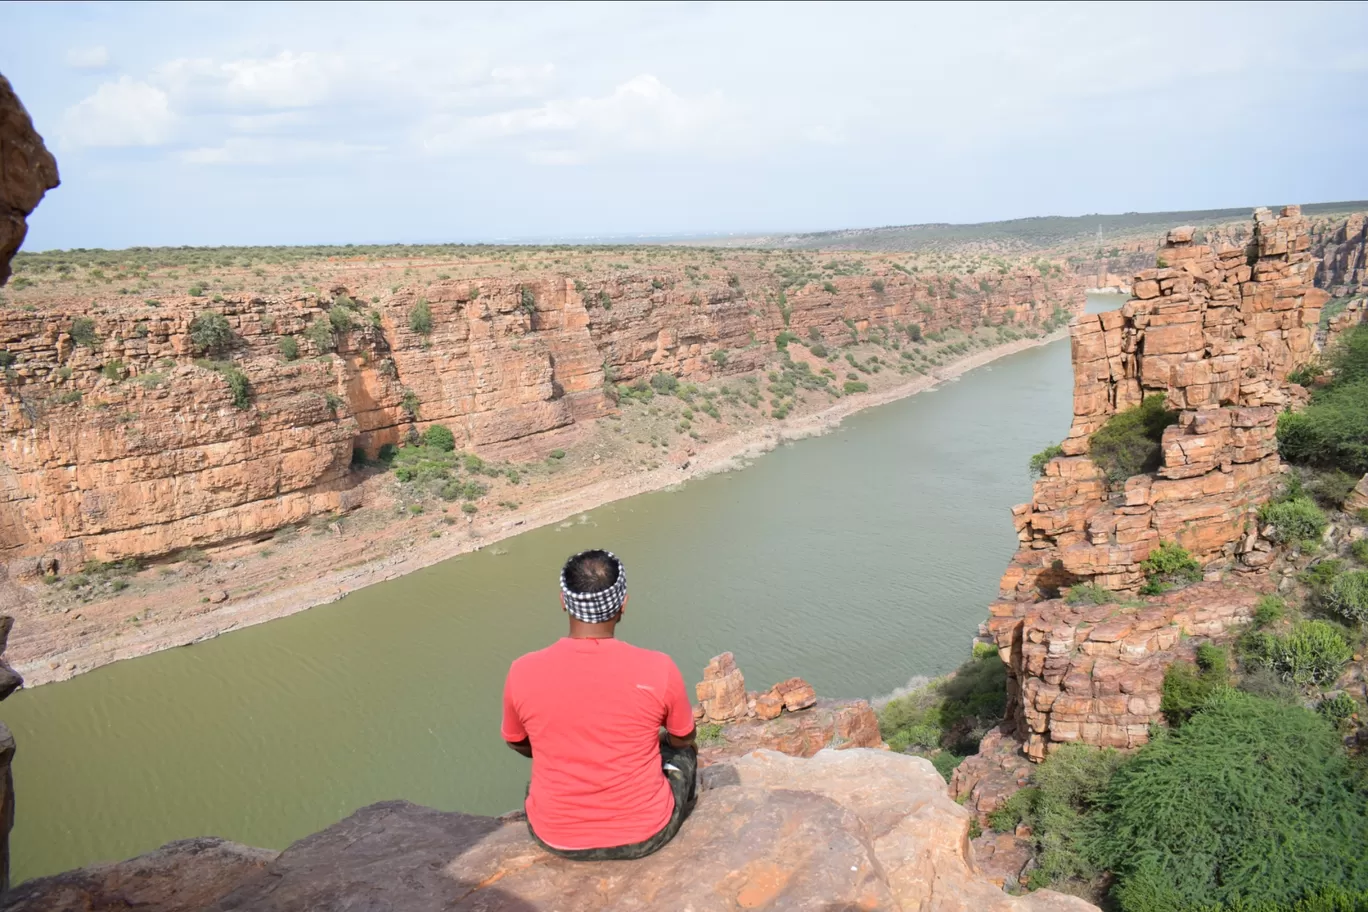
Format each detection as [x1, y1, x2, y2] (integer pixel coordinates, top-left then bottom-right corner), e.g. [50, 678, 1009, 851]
[501, 549, 698, 860]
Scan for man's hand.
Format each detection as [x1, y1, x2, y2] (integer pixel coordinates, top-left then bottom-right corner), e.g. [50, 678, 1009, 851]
[665, 727, 696, 750]
[506, 737, 533, 758]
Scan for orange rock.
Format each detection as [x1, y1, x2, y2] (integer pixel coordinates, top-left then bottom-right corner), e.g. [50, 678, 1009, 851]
[753, 691, 783, 721]
[771, 677, 817, 712]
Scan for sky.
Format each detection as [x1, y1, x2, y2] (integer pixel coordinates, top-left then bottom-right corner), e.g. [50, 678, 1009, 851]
[4, 0, 1368, 250]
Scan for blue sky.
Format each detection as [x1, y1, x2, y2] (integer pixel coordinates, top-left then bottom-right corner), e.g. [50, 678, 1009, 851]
[4, 1, 1367, 250]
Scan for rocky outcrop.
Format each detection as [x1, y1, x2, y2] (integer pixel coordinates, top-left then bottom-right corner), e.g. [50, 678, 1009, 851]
[6, 749, 1098, 912]
[984, 581, 1260, 761]
[1, 838, 276, 912]
[693, 653, 883, 757]
[982, 207, 1326, 760]
[0, 265, 1082, 573]
[0, 75, 58, 288]
[1002, 208, 1324, 598]
[1309, 212, 1368, 296]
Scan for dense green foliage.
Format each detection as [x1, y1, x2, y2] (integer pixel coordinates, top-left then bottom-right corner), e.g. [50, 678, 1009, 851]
[650, 372, 679, 395]
[1278, 326, 1368, 475]
[1242, 620, 1352, 687]
[1092, 689, 1368, 911]
[1139, 541, 1202, 594]
[189, 311, 234, 355]
[1064, 582, 1115, 605]
[421, 424, 456, 452]
[1259, 494, 1329, 545]
[878, 646, 1006, 772]
[1029, 444, 1063, 478]
[1089, 395, 1179, 484]
[304, 318, 335, 354]
[277, 335, 299, 360]
[1325, 570, 1368, 624]
[1160, 645, 1228, 726]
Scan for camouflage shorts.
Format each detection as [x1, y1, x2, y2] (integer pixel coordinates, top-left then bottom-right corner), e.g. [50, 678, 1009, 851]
[528, 742, 697, 861]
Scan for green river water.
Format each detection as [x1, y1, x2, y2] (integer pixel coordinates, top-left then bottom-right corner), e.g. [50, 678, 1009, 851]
[5, 298, 1119, 883]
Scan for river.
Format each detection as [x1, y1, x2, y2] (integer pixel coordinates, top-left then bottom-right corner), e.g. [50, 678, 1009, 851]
[3, 295, 1122, 883]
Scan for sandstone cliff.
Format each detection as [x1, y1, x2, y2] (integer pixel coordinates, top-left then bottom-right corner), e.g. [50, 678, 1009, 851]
[1309, 211, 1368, 296]
[982, 206, 1326, 760]
[1, 260, 1081, 574]
[0, 75, 58, 288]
[4, 749, 1097, 912]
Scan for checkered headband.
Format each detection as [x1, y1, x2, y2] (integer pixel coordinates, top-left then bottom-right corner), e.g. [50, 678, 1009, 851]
[560, 550, 627, 623]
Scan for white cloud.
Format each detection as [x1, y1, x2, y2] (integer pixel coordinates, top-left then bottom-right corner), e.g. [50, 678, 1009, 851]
[61, 76, 173, 147]
[182, 136, 383, 165]
[158, 51, 348, 112]
[65, 45, 111, 70]
[421, 74, 733, 162]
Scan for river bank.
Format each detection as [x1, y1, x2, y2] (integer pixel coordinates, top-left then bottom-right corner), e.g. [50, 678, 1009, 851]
[11, 327, 1070, 687]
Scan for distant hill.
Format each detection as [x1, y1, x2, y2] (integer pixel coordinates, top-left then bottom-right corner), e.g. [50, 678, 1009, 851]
[694, 200, 1368, 253]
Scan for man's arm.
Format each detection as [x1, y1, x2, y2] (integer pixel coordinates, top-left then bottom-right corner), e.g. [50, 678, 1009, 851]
[665, 728, 695, 750]
[506, 737, 533, 758]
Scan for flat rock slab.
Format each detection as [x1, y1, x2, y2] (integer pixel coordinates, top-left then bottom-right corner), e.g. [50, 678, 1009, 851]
[9, 750, 1099, 912]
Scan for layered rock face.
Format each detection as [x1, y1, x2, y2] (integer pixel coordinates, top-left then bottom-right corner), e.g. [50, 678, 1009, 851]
[984, 207, 1326, 760]
[6, 749, 1098, 912]
[0, 75, 58, 288]
[1001, 208, 1324, 598]
[0, 263, 1081, 572]
[1309, 212, 1368, 296]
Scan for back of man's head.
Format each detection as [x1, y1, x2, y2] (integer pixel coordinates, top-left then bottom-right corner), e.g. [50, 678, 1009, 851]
[560, 550, 627, 623]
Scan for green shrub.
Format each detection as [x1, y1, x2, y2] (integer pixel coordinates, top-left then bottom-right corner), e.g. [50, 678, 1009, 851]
[1029, 444, 1063, 477]
[1253, 594, 1286, 628]
[1065, 582, 1114, 605]
[1093, 689, 1368, 911]
[1278, 326, 1368, 475]
[1303, 558, 1345, 590]
[879, 648, 1007, 759]
[101, 360, 127, 381]
[1318, 693, 1358, 727]
[650, 372, 679, 395]
[1352, 539, 1368, 564]
[277, 335, 299, 360]
[189, 311, 234, 355]
[807, 342, 828, 358]
[195, 360, 251, 409]
[1325, 570, 1368, 624]
[697, 723, 724, 745]
[1309, 469, 1362, 508]
[930, 752, 964, 783]
[549, 448, 566, 460]
[870, 278, 885, 294]
[519, 286, 537, 315]
[1161, 647, 1227, 726]
[1023, 743, 1127, 890]
[1245, 620, 1352, 686]
[988, 786, 1038, 833]
[400, 389, 420, 419]
[461, 502, 478, 515]
[0, 350, 13, 369]
[1259, 495, 1328, 544]
[328, 305, 354, 334]
[843, 380, 869, 394]
[1089, 394, 1179, 484]
[304, 318, 335, 353]
[409, 298, 433, 334]
[1139, 541, 1202, 594]
[421, 424, 456, 452]
[70, 317, 99, 347]
[710, 349, 728, 367]
[822, 281, 837, 294]
[188, 284, 204, 297]
[774, 330, 798, 349]
[323, 392, 345, 414]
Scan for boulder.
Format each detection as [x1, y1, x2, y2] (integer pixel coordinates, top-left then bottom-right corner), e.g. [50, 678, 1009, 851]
[0, 74, 59, 286]
[770, 676, 817, 712]
[694, 652, 747, 722]
[8, 750, 1097, 912]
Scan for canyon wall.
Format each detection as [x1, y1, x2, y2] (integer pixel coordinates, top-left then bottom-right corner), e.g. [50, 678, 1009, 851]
[1, 264, 1081, 572]
[1309, 212, 1368, 296]
[984, 206, 1325, 760]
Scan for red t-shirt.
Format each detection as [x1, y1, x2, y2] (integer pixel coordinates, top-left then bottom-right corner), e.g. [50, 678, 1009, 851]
[501, 637, 695, 850]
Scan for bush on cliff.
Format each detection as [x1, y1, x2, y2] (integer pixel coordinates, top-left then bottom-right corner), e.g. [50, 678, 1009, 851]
[1088, 394, 1179, 485]
[1278, 325, 1368, 475]
[1240, 620, 1352, 687]
[409, 298, 433, 335]
[1029, 443, 1064, 478]
[1139, 541, 1202, 595]
[422, 424, 456, 452]
[190, 311, 234, 355]
[195, 359, 251, 409]
[1160, 644, 1227, 726]
[878, 646, 1006, 769]
[1324, 570, 1368, 624]
[70, 316, 99, 348]
[1092, 689, 1368, 911]
[277, 335, 299, 361]
[1259, 494, 1328, 545]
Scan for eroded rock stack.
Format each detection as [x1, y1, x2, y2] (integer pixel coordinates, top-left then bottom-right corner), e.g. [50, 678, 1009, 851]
[984, 207, 1327, 761]
[1002, 208, 1325, 598]
[0, 75, 59, 288]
